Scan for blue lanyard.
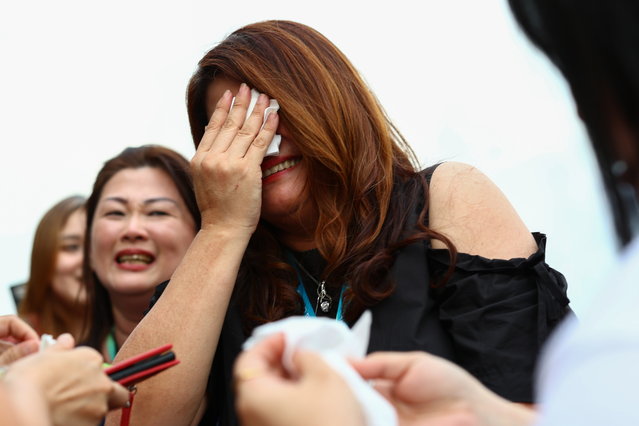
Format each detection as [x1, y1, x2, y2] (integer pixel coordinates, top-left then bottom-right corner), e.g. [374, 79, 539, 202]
[285, 251, 346, 321]
[106, 328, 118, 362]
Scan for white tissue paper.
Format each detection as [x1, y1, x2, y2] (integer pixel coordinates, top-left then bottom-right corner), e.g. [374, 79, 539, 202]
[39, 334, 57, 351]
[242, 311, 398, 426]
[230, 88, 281, 156]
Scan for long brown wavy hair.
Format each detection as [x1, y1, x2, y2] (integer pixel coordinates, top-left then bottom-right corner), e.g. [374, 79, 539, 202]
[186, 20, 455, 329]
[19, 195, 87, 337]
[83, 145, 201, 350]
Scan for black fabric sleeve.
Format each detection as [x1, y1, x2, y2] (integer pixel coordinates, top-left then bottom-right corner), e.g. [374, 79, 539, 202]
[428, 232, 572, 402]
[144, 280, 169, 315]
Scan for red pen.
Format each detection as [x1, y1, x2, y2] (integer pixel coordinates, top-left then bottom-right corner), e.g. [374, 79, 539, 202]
[104, 343, 179, 386]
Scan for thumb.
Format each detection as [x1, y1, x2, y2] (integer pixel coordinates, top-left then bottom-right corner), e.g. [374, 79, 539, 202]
[0, 340, 39, 365]
[49, 333, 75, 350]
[292, 350, 334, 380]
[108, 382, 132, 410]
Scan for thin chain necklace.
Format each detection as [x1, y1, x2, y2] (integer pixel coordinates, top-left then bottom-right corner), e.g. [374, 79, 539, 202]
[294, 258, 332, 313]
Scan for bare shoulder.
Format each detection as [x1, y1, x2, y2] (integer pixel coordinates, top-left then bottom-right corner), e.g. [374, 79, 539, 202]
[428, 162, 537, 259]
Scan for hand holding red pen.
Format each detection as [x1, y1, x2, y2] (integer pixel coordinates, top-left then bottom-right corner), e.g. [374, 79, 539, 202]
[3, 333, 130, 426]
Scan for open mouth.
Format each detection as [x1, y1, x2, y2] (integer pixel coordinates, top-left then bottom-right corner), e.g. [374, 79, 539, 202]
[116, 253, 154, 265]
[262, 157, 301, 179]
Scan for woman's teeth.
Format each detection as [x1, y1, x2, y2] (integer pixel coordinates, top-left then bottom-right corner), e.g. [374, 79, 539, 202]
[263, 158, 300, 178]
[117, 254, 153, 264]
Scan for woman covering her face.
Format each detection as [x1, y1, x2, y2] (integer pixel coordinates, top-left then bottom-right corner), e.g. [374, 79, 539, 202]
[82, 145, 200, 362]
[19, 195, 87, 339]
[109, 21, 571, 425]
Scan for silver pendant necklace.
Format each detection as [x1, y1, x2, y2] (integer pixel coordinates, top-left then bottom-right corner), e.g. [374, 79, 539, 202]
[294, 259, 332, 313]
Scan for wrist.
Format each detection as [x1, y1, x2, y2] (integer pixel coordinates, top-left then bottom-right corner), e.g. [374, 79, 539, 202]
[478, 393, 536, 426]
[198, 223, 255, 243]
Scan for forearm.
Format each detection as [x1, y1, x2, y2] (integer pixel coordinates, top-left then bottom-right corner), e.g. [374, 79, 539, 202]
[106, 226, 251, 426]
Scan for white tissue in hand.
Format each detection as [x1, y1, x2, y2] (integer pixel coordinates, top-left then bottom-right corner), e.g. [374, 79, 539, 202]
[230, 89, 281, 156]
[243, 311, 398, 426]
[39, 334, 57, 351]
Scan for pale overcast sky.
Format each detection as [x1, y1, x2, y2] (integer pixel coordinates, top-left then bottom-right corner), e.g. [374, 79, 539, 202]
[0, 0, 617, 315]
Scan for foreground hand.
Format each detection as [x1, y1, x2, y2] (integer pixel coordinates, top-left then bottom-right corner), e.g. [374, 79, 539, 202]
[0, 315, 39, 365]
[190, 83, 279, 233]
[234, 333, 364, 426]
[352, 352, 536, 426]
[3, 333, 130, 426]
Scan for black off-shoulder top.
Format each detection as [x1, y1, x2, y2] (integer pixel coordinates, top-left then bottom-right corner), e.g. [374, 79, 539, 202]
[149, 165, 571, 425]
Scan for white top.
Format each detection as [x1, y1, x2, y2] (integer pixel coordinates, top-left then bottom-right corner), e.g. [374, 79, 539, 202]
[536, 237, 639, 425]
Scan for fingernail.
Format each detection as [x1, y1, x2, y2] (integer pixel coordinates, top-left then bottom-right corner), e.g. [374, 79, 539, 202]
[258, 94, 268, 105]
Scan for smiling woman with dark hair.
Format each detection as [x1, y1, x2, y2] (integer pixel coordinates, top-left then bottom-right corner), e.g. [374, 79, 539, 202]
[83, 145, 200, 362]
[109, 20, 570, 426]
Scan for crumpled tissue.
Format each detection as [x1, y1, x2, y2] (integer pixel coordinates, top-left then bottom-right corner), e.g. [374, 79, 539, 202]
[231, 88, 281, 156]
[242, 311, 398, 426]
[39, 334, 57, 351]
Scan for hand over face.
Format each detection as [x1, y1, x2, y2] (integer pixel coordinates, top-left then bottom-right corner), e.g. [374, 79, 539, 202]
[233, 333, 364, 426]
[0, 315, 39, 365]
[190, 82, 279, 234]
[3, 334, 130, 426]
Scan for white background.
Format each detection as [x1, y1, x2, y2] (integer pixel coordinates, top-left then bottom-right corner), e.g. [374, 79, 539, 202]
[0, 0, 617, 315]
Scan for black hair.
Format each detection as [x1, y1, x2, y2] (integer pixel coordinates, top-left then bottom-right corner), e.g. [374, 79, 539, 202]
[509, 0, 639, 246]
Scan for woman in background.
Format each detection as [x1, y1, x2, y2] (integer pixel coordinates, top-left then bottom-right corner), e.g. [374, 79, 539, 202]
[19, 195, 87, 339]
[83, 145, 199, 362]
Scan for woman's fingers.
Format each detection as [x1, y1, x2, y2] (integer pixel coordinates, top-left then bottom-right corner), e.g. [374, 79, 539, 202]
[189, 82, 277, 232]
[196, 83, 276, 159]
[234, 333, 286, 385]
[226, 92, 272, 158]
[197, 89, 233, 153]
[370, 379, 395, 402]
[107, 382, 131, 409]
[292, 350, 334, 380]
[209, 83, 254, 155]
[0, 340, 39, 365]
[49, 333, 75, 350]
[0, 315, 39, 343]
[244, 109, 279, 164]
[351, 352, 423, 381]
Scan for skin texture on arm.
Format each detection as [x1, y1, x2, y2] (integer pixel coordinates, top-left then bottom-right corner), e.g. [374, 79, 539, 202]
[105, 85, 279, 426]
[428, 161, 541, 411]
[428, 162, 537, 259]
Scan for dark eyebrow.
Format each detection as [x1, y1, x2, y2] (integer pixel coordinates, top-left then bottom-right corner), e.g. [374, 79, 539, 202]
[61, 235, 82, 241]
[102, 197, 179, 206]
[144, 197, 179, 206]
[103, 196, 127, 205]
